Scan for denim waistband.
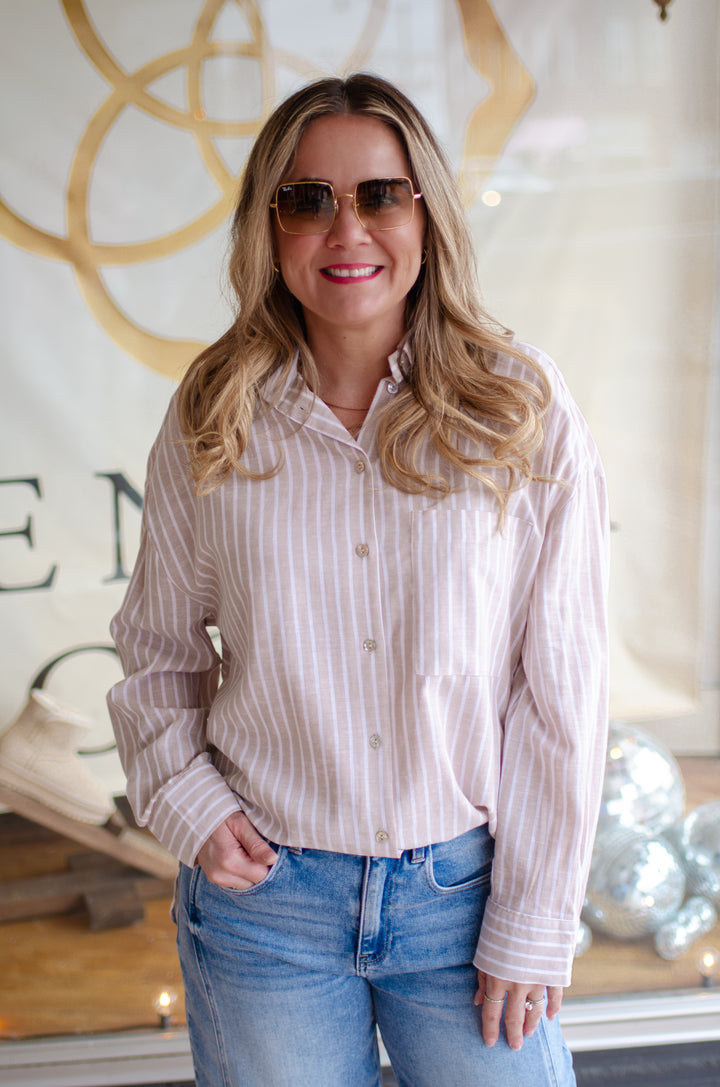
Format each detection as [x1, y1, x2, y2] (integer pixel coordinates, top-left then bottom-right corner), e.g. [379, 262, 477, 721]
[268, 823, 490, 863]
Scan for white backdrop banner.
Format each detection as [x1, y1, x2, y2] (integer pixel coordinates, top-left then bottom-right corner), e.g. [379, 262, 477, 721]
[1, 0, 718, 791]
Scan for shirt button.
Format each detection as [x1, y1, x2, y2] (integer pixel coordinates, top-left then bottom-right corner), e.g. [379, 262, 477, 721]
[385, 380, 398, 394]
[375, 830, 389, 844]
[355, 543, 369, 558]
[363, 638, 377, 653]
[354, 460, 366, 474]
[369, 733, 381, 749]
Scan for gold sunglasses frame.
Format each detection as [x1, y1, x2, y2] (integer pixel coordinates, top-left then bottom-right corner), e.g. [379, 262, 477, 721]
[270, 177, 423, 235]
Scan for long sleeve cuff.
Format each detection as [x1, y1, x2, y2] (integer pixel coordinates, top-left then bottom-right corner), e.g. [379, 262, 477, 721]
[473, 897, 577, 988]
[143, 758, 243, 868]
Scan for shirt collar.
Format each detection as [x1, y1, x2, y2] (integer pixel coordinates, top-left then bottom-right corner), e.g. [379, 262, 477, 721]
[261, 345, 410, 414]
[259, 351, 303, 406]
[389, 344, 411, 384]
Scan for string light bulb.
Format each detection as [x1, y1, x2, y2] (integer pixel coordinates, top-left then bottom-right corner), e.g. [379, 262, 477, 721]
[697, 947, 719, 988]
[152, 987, 179, 1029]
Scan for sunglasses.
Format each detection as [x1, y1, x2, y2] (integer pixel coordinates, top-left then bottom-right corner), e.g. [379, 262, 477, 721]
[271, 177, 423, 235]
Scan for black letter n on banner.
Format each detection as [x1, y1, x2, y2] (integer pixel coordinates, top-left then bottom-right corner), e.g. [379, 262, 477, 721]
[96, 472, 143, 583]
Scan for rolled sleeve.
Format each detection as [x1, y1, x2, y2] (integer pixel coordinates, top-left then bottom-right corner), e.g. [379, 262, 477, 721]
[475, 464, 610, 987]
[107, 401, 242, 866]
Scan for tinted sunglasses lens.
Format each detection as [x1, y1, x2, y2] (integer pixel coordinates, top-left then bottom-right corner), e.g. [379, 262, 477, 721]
[355, 178, 414, 228]
[275, 182, 334, 234]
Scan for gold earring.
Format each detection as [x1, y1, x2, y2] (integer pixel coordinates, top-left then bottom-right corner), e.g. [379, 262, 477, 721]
[421, 248, 427, 265]
[273, 260, 280, 273]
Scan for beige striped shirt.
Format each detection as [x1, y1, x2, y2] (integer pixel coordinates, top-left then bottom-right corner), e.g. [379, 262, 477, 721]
[108, 342, 609, 986]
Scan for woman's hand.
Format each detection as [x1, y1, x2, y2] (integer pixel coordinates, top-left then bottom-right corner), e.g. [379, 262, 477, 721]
[474, 971, 563, 1050]
[196, 811, 278, 889]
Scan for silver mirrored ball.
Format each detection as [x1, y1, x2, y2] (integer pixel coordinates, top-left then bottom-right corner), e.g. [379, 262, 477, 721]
[676, 800, 720, 906]
[599, 723, 685, 836]
[583, 823, 686, 939]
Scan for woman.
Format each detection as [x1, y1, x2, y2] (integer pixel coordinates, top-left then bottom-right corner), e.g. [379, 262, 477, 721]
[108, 73, 608, 1086]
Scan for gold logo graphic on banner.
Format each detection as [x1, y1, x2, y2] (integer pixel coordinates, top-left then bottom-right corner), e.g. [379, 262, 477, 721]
[456, 0, 534, 202]
[0, 0, 532, 378]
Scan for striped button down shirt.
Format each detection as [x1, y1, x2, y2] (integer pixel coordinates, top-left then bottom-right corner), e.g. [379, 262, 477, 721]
[108, 342, 609, 986]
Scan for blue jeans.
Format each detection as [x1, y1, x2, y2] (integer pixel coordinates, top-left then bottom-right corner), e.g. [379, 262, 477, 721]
[176, 825, 575, 1086]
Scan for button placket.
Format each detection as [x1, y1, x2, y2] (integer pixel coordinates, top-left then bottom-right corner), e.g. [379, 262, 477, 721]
[349, 448, 392, 853]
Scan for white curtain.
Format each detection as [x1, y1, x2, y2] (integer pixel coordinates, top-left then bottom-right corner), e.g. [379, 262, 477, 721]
[0, 0, 717, 793]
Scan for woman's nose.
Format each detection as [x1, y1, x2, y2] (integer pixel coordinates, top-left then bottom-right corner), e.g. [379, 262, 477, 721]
[326, 193, 369, 244]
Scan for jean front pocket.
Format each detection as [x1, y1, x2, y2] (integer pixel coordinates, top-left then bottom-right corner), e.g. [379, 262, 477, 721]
[220, 847, 289, 900]
[192, 847, 288, 913]
[411, 508, 533, 677]
[425, 827, 494, 895]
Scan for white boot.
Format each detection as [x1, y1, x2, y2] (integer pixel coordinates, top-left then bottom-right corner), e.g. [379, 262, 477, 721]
[0, 690, 116, 824]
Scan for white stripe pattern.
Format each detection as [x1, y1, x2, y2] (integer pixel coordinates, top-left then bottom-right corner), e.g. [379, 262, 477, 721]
[108, 342, 609, 986]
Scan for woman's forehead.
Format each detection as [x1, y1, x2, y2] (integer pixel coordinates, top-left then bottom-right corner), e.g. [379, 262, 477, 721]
[285, 114, 411, 183]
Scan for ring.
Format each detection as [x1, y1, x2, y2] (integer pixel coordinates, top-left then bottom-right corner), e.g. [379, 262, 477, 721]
[525, 997, 546, 1011]
[483, 996, 505, 1004]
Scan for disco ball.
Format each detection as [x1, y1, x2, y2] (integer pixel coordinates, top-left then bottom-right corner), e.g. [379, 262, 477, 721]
[574, 920, 593, 958]
[583, 823, 686, 940]
[676, 800, 720, 906]
[599, 722, 685, 836]
[654, 896, 718, 960]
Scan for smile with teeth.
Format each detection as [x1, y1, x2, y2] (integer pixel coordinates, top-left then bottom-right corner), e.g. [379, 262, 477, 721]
[321, 264, 382, 281]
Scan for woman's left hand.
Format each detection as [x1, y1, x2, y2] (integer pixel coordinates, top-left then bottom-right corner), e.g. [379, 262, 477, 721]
[474, 971, 563, 1050]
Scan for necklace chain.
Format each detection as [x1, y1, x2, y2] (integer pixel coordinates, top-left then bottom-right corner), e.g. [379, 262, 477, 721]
[322, 399, 372, 412]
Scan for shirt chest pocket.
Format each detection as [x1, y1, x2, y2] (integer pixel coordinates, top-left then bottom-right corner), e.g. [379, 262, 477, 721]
[411, 508, 532, 677]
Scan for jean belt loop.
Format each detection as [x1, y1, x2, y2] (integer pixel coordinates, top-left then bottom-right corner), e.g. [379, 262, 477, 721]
[410, 845, 426, 864]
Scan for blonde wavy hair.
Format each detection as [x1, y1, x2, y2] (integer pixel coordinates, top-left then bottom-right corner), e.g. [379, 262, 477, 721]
[177, 73, 551, 510]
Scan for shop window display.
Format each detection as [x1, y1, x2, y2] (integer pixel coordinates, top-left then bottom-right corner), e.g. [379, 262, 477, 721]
[0, 0, 718, 1078]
